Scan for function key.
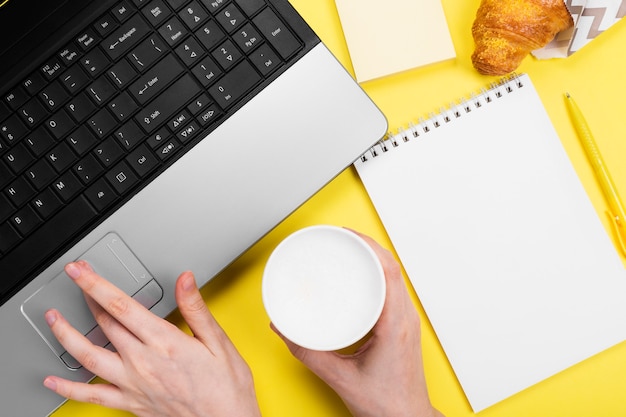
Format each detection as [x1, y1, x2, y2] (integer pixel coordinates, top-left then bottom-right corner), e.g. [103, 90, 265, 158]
[234, 0, 265, 17]
[22, 72, 47, 96]
[41, 58, 64, 81]
[4, 86, 29, 111]
[111, 1, 135, 22]
[142, 0, 171, 27]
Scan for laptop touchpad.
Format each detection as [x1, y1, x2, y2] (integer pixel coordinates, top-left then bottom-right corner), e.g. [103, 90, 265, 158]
[22, 233, 163, 369]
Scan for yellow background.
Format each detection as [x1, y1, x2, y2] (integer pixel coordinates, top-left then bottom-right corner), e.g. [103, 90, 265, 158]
[55, 0, 626, 416]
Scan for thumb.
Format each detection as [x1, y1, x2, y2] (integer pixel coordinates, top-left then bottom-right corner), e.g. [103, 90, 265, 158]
[175, 271, 224, 346]
[270, 323, 352, 383]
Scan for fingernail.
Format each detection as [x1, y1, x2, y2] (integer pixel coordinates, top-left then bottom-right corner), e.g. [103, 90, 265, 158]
[43, 377, 57, 391]
[45, 310, 57, 327]
[65, 262, 81, 280]
[182, 272, 195, 291]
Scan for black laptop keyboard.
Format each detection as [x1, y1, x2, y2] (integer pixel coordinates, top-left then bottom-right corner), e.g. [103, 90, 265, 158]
[0, 0, 309, 303]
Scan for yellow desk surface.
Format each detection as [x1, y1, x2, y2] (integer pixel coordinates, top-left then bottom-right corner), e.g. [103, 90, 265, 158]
[56, 1, 626, 416]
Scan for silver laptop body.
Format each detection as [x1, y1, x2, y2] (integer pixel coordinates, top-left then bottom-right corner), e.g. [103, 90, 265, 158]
[0, 0, 387, 414]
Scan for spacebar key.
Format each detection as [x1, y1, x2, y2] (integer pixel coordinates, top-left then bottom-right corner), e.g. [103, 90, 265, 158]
[135, 74, 200, 133]
[0, 196, 98, 298]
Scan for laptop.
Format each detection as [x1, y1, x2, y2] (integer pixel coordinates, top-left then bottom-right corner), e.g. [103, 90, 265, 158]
[0, 0, 387, 414]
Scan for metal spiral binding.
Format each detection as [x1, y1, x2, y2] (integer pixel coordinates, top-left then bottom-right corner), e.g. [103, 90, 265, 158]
[358, 73, 525, 162]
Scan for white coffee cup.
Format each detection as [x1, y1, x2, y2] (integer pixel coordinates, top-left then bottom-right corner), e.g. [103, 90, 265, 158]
[262, 225, 386, 351]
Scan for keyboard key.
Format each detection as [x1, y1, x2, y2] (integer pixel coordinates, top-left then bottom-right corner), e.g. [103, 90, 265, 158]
[94, 137, 124, 166]
[45, 110, 75, 140]
[0, 195, 97, 296]
[135, 74, 200, 133]
[4, 86, 29, 111]
[58, 43, 83, 65]
[46, 142, 77, 173]
[103, 14, 151, 60]
[60, 65, 90, 94]
[128, 35, 167, 72]
[18, 98, 49, 127]
[178, 1, 209, 30]
[10, 205, 42, 237]
[81, 48, 111, 77]
[39, 81, 70, 112]
[192, 56, 222, 87]
[87, 108, 118, 138]
[5, 177, 36, 207]
[253, 8, 301, 59]
[154, 138, 180, 160]
[233, 23, 262, 53]
[146, 127, 170, 148]
[142, 0, 171, 27]
[126, 144, 159, 177]
[167, 111, 191, 131]
[0, 194, 13, 221]
[66, 125, 98, 155]
[1, 114, 28, 143]
[112, 1, 135, 22]
[212, 39, 242, 70]
[113, 120, 144, 150]
[3, 142, 34, 174]
[66, 92, 98, 123]
[214, 3, 245, 33]
[52, 171, 82, 202]
[95, 13, 120, 37]
[108, 91, 138, 121]
[201, 0, 227, 14]
[25, 159, 56, 190]
[0, 222, 20, 254]
[23, 128, 55, 157]
[249, 43, 281, 76]
[158, 16, 188, 46]
[195, 20, 225, 50]
[76, 28, 100, 51]
[21, 72, 47, 96]
[74, 154, 104, 184]
[31, 188, 63, 219]
[196, 103, 222, 126]
[176, 121, 200, 143]
[40, 57, 65, 81]
[108, 60, 138, 89]
[208, 60, 260, 109]
[234, 0, 265, 17]
[105, 160, 139, 194]
[85, 178, 118, 211]
[175, 37, 205, 67]
[129, 54, 184, 104]
[87, 77, 116, 105]
[187, 93, 211, 115]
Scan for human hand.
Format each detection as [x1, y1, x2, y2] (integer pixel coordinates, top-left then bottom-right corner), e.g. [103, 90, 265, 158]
[43, 261, 262, 417]
[273, 231, 444, 417]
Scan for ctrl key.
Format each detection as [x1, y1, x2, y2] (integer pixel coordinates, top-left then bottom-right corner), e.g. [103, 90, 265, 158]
[84, 178, 118, 212]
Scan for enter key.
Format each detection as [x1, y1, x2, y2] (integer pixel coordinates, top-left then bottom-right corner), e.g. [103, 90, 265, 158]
[129, 54, 184, 104]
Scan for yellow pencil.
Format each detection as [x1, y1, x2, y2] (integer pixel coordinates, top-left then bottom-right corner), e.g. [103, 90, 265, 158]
[565, 93, 626, 257]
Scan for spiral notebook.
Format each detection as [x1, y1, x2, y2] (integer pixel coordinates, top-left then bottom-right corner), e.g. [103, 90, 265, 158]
[354, 74, 626, 411]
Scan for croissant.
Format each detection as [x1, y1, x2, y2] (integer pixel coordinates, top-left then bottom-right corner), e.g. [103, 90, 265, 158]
[471, 0, 573, 75]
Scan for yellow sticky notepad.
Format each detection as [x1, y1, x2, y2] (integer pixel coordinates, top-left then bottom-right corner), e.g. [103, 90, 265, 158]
[334, 0, 456, 82]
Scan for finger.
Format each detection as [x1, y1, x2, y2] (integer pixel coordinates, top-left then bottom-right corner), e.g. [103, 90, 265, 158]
[84, 294, 142, 352]
[345, 230, 418, 330]
[45, 309, 122, 381]
[43, 376, 127, 411]
[175, 271, 228, 349]
[65, 261, 167, 343]
[270, 323, 350, 382]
